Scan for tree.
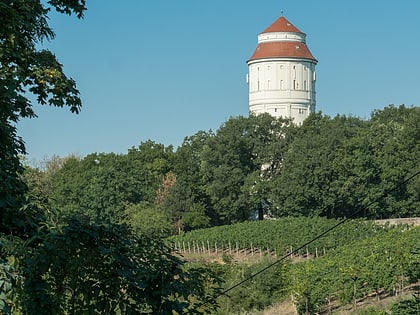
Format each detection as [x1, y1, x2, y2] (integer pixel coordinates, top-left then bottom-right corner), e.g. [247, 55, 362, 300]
[330, 105, 419, 219]
[127, 140, 174, 203]
[124, 202, 173, 238]
[49, 153, 134, 223]
[47, 144, 174, 224]
[20, 218, 221, 314]
[366, 105, 420, 218]
[269, 113, 369, 218]
[165, 131, 214, 231]
[200, 114, 292, 224]
[1, 2, 86, 312]
[1, 2, 224, 313]
[0, 0, 86, 235]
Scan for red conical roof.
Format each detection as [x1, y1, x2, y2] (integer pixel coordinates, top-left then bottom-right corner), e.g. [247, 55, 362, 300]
[248, 16, 317, 62]
[262, 16, 302, 34]
[249, 42, 316, 61]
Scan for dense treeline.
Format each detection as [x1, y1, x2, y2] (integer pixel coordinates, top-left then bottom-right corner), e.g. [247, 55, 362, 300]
[24, 105, 420, 233]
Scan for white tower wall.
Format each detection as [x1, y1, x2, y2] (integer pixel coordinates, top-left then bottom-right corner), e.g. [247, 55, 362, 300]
[248, 59, 316, 125]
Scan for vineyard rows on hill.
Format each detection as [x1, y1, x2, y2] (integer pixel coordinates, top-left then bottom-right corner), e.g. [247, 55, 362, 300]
[287, 226, 420, 313]
[168, 217, 398, 257]
[198, 219, 420, 314]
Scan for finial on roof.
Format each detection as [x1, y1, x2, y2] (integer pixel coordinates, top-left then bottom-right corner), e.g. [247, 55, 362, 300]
[280, 9, 284, 16]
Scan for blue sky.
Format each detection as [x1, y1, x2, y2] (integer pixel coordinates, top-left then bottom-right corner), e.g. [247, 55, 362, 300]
[19, 0, 420, 162]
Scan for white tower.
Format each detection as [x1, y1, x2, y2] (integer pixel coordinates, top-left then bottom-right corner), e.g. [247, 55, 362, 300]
[247, 16, 317, 125]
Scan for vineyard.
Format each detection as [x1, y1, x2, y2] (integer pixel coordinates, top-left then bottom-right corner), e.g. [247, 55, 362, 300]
[168, 217, 397, 258]
[168, 217, 420, 314]
[287, 226, 420, 313]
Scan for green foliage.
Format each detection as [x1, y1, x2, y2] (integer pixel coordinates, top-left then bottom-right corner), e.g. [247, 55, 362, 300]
[46, 143, 174, 224]
[215, 259, 291, 314]
[20, 218, 221, 314]
[169, 217, 389, 257]
[390, 296, 420, 314]
[124, 202, 173, 238]
[358, 308, 388, 315]
[170, 220, 419, 314]
[2, 4, 418, 314]
[270, 113, 368, 217]
[22, 107, 419, 236]
[200, 114, 293, 224]
[270, 106, 420, 219]
[1, 1, 86, 310]
[287, 226, 420, 313]
[0, 14, 89, 309]
[167, 131, 214, 231]
[1, 2, 223, 314]
[0, 0, 86, 233]
[0, 237, 23, 315]
[182, 203, 212, 231]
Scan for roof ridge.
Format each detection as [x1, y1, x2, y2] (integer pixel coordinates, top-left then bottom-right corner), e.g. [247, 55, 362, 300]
[262, 16, 303, 34]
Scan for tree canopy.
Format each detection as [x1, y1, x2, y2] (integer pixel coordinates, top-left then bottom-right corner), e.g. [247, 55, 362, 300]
[24, 106, 420, 233]
[0, 0, 85, 235]
[0, 1, 222, 313]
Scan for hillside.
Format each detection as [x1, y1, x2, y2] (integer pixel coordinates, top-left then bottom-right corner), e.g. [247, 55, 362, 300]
[169, 218, 420, 314]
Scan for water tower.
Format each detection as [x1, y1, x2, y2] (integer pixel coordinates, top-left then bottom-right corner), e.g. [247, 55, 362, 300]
[247, 16, 317, 125]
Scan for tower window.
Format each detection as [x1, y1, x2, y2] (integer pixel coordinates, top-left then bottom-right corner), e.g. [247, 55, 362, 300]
[304, 80, 307, 90]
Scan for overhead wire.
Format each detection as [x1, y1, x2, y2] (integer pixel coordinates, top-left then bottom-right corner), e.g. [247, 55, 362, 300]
[219, 168, 420, 297]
